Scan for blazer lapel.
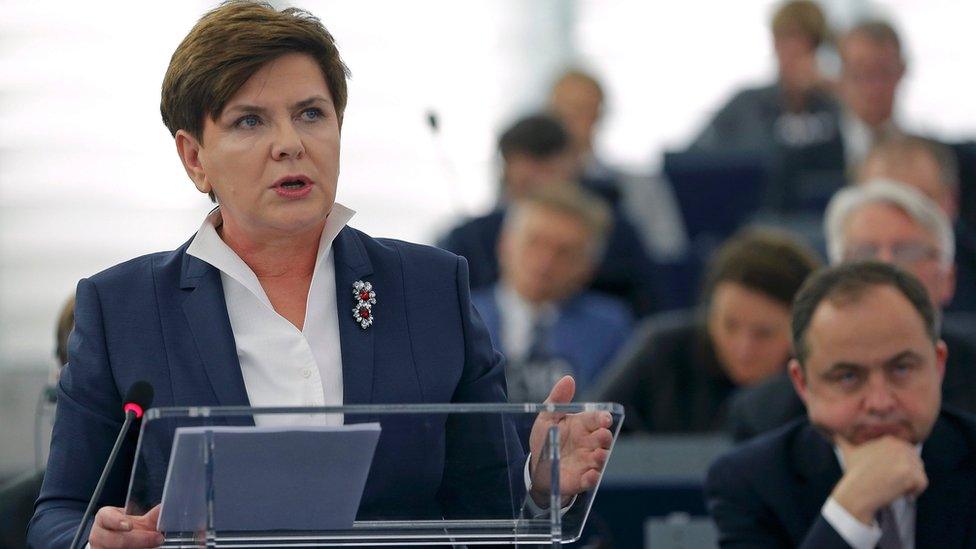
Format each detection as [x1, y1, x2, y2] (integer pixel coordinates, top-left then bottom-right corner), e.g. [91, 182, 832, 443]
[916, 414, 976, 546]
[333, 227, 375, 406]
[180, 253, 250, 407]
[791, 424, 843, 534]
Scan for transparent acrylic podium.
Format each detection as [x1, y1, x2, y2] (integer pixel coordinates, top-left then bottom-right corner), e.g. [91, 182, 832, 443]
[125, 403, 623, 547]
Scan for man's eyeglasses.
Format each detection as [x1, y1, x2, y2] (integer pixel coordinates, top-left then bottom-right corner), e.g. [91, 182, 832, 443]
[844, 242, 942, 265]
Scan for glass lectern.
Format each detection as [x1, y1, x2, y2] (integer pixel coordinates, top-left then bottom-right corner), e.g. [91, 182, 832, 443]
[124, 403, 623, 547]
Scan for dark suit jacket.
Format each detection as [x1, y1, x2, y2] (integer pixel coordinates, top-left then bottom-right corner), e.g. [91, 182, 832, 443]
[728, 314, 976, 442]
[587, 310, 739, 433]
[438, 208, 659, 317]
[948, 220, 976, 314]
[706, 409, 976, 548]
[28, 226, 523, 547]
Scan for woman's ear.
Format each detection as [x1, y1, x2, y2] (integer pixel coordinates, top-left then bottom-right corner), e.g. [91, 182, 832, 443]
[175, 130, 211, 194]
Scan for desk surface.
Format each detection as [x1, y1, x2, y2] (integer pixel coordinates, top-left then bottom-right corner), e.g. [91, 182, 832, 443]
[601, 433, 733, 486]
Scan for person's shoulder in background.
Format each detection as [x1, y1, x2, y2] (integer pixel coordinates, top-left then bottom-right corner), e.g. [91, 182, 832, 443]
[584, 309, 706, 431]
[554, 291, 635, 387]
[947, 219, 976, 314]
[939, 312, 976, 415]
[726, 371, 805, 443]
[435, 210, 506, 291]
[0, 470, 45, 549]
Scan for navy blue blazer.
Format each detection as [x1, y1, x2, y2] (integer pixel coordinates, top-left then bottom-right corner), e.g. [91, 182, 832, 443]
[471, 286, 633, 391]
[705, 409, 976, 548]
[28, 226, 524, 546]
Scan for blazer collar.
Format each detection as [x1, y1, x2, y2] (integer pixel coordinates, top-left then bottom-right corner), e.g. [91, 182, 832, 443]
[791, 422, 844, 523]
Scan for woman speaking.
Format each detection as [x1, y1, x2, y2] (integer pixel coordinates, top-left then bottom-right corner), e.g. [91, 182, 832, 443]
[28, 2, 612, 547]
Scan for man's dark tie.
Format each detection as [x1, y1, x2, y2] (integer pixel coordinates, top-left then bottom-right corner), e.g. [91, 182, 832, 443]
[525, 318, 551, 364]
[876, 504, 903, 549]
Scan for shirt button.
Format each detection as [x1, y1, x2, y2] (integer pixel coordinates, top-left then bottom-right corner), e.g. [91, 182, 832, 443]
[302, 368, 312, 378]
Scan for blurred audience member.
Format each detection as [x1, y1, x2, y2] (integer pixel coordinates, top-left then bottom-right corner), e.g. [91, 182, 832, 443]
[690, 1, 846, 213]
[837, 20, 906, 169]
[439, 114, 659, 316]
[857, 135, 976, 312]
[729, 181, 976, 440]
[590, 228, 820, 433]
[472, 185, 633, 404]
[692, 1, 838, 152]
[708, 262, 976, 548]
[0, 296, 74, 548]
[548, 69, 621, 205]
[55, 296, 75, 367]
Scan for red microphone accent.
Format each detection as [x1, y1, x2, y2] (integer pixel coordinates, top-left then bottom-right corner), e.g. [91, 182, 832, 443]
[123, 403, 145, 419]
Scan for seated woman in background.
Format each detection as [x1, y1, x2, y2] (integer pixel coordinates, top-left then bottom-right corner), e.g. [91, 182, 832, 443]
[589, 228, 820, 433]
[690, 0, 838, 153]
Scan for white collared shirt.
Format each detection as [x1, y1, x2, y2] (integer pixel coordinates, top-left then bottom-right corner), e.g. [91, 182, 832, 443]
[186, 203, 355, 427]
[822, 443, 920, 549]
[841, 110, 900, 170]
[494, 283, 557, 363]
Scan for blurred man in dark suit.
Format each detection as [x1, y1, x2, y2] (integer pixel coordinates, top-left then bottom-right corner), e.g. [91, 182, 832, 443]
[472, 184, 633, 404]
[707, 262, 976, 548]
[837, 21, 906, 170]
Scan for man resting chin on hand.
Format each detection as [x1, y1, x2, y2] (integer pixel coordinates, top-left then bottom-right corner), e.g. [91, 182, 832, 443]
[705, 262, 976, 549]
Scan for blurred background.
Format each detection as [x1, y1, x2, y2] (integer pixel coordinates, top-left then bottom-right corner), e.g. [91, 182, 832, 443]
[1, 0, 975, 545]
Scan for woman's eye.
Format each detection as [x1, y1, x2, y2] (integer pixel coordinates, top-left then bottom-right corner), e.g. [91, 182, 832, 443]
[235, 115, 261, 129]
[300, 108, 323, 122]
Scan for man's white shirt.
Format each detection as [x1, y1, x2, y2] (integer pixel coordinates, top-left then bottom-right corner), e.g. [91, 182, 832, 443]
[822, 443, 920, 549]
[840, 111, 900, 171]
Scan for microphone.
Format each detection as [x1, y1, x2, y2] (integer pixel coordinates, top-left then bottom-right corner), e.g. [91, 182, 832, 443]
[70, 381, 154, 549]
[424, 108, 469, 217]
[426, 110, 439, 133]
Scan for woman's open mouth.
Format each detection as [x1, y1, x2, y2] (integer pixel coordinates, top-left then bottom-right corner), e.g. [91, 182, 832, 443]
[272, 175, 314, 198]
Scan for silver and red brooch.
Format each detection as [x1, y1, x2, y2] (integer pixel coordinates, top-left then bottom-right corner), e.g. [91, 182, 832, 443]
[352, 280, 376, 329]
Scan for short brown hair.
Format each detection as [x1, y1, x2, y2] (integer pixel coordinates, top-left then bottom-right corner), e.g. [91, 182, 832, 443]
[703, 228, 822, 308]
[160, 1, 350, 140]
[498, 114, 570, 160]
[791, 261, 939, 365]
[771, 1, 829, 48]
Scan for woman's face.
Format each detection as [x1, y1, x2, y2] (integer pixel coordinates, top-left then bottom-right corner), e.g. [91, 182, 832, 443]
[178, 52, 340, 243]
[707, 282, 793, 386]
